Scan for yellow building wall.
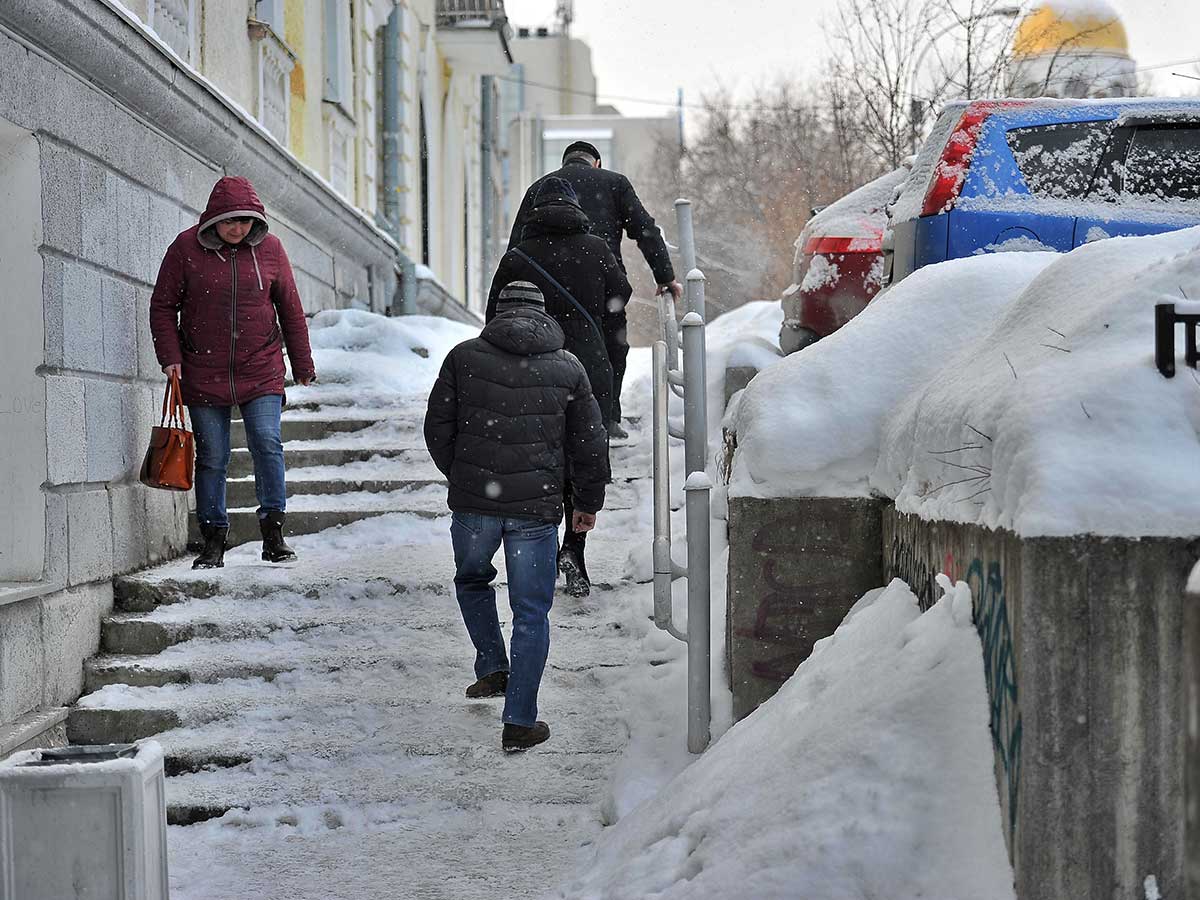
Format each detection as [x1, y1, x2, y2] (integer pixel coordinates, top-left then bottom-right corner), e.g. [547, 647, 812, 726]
[285, 0, 309, 160]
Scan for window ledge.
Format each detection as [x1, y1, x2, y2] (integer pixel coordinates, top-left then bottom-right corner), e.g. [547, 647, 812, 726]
[0, 579, 66, 610]
[247, 17, 297, 65]
[322, 98, 356, 127]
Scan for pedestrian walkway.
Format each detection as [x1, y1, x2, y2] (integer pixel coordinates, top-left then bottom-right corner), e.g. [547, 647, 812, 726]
[68, 390, 652, 900]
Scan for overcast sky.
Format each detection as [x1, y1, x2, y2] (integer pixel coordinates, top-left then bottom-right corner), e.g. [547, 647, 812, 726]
[503, 0, 1200, 119]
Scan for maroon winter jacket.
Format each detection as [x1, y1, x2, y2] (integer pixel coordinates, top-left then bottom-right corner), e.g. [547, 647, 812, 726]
[149, 176, 316, 407]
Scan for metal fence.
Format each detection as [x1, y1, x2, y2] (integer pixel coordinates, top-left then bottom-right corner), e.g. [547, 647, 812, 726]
[652, 199, 713, 754]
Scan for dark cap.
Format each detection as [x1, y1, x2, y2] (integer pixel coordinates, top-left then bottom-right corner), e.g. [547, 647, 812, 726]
[562, 141, 601, 165]
[496, 280, 545, 311]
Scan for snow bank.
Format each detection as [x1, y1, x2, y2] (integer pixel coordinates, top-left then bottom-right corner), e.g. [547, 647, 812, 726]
[875, 225, 1200, 536]
[730, 252, 1057, 498]
[289, 310, 477, 410]
[552, 578, 1014, 900]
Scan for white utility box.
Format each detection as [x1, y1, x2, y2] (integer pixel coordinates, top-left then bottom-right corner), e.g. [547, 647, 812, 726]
[0, 740, 169, 900]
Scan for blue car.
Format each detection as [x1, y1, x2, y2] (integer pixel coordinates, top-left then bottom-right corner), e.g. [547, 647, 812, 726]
[887, 97, 1200, 284]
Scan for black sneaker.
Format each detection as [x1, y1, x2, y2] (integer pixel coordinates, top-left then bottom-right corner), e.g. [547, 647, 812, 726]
[606, 420, 629, 441]
[466, 671, 509, 699]
[502, 721, 550, 752]
[557, 547, 591, 598]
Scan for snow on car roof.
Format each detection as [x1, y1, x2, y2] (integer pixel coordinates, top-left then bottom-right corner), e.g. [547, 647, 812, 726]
[889, 97, 1200, 224]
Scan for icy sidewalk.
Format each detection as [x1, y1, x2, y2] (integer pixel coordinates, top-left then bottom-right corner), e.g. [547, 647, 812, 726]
[68, 387, 653, 900]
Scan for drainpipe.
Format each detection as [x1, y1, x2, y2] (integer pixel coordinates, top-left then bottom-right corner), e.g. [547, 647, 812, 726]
[382, 3, 417, 314]
[480, 75, 495, 307]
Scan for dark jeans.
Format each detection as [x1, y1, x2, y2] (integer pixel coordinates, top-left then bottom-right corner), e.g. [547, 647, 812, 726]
[190, 394, 285, 528]
[608, 310, 629, 424]
[450, 511, 558, 726]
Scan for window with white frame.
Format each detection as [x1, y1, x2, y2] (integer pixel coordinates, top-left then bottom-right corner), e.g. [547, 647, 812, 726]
[148, 0, 195, 62]
[323, 0, 354, 107]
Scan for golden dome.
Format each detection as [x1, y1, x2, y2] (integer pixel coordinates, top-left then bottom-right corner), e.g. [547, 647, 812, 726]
[1013, 2, 1130, 57]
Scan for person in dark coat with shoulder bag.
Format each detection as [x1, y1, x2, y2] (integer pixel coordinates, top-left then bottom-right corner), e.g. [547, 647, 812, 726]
[149, 176, 316, 569]
[424, 281, 609, 752]
[508, 141, 681, 438]
[488, 176, 631, 598]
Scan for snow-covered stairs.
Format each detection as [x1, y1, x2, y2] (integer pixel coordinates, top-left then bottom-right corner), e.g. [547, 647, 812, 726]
[66, 391, 653, 899]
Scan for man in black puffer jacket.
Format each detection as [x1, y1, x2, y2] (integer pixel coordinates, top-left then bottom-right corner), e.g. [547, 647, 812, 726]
[508, 142, 681, 436]
[488, 177, 629, 599]
[424, 281, 608, 752]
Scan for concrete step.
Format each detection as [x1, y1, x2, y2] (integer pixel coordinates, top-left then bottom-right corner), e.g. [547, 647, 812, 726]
[188, 507, 443, 548]
[228, 446, 435, 478]
[230, 418, 381, 449]
[226, 476, 445, 507]
[70, 649, 631, 750]
[162, 744, 621, 825]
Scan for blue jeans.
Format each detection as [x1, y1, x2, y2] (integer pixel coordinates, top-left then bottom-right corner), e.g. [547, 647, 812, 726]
[190, 394, 285, 528]
[450, 512, 558, 726]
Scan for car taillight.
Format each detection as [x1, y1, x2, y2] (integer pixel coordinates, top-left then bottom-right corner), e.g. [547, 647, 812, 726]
[803, 236, 881, 255]
[921, 101, 1010, 217]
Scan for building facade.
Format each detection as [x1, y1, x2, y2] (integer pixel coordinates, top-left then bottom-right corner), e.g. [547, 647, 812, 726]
[0, 0, 515, 750]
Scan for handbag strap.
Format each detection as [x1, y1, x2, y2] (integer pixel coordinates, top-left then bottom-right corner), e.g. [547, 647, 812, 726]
[159, 370, 186, 428]
[511, 248, 606, 348]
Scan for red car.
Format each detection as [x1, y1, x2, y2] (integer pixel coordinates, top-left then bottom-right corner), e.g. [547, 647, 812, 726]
[781, 164, 912, 354]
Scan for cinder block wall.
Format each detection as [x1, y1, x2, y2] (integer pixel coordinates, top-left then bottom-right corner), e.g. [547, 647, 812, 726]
[0, 0, 399, 742]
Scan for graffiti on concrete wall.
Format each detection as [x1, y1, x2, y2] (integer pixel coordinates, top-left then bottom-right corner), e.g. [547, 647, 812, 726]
[887, 524, 1022, 844]
[966, 558, 1022, 843]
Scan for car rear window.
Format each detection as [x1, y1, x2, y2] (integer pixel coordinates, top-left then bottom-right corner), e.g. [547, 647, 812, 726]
[1005, 121, 1113, 200]
[1122, 124, 1200, 202]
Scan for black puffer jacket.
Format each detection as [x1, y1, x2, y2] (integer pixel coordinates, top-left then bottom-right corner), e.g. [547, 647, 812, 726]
[508, 159, 676, 286]
[423, 306, 609, 523]
[487, 195, 631, 425]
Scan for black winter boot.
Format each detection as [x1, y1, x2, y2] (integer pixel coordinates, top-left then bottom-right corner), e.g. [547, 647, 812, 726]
[557, 545, 591, 598]
[466, 671, 509, 699]
[502, 721, 550, 752]
[259, 511, 297, 563]
[192, 525, 228, 570]
[606, 420, 629, 441]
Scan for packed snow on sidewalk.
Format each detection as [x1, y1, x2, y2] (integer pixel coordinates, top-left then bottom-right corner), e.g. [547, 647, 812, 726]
[551, 578, 1014, 900]
[731, 225, 1200, 537]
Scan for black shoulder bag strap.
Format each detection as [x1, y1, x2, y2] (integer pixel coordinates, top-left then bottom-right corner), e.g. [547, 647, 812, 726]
[512, 248, 606, 348]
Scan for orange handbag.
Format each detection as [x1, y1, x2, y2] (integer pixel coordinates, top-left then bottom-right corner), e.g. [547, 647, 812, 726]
[139, 370, 195, 491]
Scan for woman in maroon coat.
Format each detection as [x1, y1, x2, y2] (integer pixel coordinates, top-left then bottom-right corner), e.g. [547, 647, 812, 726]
[150, 176, 316, 568]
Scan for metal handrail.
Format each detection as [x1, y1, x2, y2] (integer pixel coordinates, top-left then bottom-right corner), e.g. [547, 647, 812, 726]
[650, 198, 711, 754]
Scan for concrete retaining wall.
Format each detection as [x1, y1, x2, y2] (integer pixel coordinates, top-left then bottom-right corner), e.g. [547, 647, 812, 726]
[726, 496, 884, 721]
[0, 0, 401, 741]
[727, 491, 1196, 898]
[1185, 577, 1200, 899]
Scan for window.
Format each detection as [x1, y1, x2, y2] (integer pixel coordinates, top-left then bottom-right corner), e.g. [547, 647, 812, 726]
[148, 0, 195, 62]
[1122, 125, 1200, 203]
[324, 0, 354, 107]
[1006, 121, 1113, 200]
